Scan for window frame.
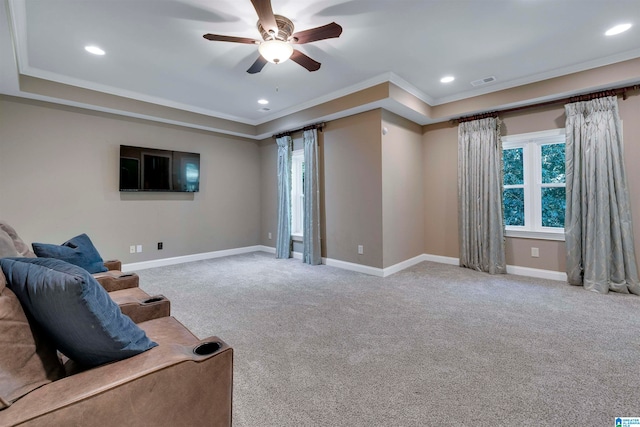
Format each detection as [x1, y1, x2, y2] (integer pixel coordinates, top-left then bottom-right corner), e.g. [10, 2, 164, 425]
[502, 128, 566, 241]
[290, 149, 304, 239]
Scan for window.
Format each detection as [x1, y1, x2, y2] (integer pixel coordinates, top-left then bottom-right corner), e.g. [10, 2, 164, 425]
[502, 129, 566, 240]
[291, 149, 304, 237]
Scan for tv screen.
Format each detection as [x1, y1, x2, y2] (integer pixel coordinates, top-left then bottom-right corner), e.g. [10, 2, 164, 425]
[119, 145, 200, 192]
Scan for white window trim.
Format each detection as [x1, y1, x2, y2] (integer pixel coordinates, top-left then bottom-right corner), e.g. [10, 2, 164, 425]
[291, 149, 304, 238]
[502, 128, 566, 241]
[505, 229, 566, 241]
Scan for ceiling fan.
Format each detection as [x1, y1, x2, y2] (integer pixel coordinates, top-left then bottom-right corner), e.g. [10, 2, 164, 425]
[203, 0, 342, 74]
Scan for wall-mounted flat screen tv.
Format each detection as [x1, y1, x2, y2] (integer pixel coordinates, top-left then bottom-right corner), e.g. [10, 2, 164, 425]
[119, 145, 200, 192]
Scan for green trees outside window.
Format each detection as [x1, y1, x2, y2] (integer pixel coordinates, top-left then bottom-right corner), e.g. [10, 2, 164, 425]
[502, 140, 565, 231]
[540, 144, 565, 227]
[503, 147, 524, 226]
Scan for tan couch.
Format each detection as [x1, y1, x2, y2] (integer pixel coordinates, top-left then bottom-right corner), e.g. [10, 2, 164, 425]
[0, 313, 233, 426]
[0, 224, 233, 426]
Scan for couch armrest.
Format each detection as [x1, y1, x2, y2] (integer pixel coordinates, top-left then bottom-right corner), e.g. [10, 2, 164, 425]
[92, 271, 139, 292]
[0, 317, 233, 427]
[108, 288, 171, 323]
[118, 295, 171, 324]
[103, 260, 122, 271]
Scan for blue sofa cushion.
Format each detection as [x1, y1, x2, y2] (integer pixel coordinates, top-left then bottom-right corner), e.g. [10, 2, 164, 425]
[32, 233, 108, 274]
[0, 257, 157, 368]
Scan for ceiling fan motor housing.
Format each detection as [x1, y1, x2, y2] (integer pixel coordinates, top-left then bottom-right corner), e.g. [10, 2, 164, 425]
[258, 15, 295, 42]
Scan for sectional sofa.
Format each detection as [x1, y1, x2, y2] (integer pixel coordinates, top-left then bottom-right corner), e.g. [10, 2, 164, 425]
[0, 222, 233, 426]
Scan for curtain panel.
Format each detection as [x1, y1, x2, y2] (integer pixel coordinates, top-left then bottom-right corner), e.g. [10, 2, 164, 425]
[276, 135, 292, 259]
[564, 96, 640, 294]
[303, 129, 322, 265]
[457, 117, 506, 274]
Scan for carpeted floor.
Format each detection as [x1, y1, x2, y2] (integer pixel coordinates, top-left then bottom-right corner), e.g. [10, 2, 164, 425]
[137, 252, 640, 426]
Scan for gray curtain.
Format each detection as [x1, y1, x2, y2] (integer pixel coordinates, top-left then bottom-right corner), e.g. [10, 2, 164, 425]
[564, 96, 640, 294]
[457, 117, 506, 274]
[276, 135, 292, 259]
[303, 129, 321, 265]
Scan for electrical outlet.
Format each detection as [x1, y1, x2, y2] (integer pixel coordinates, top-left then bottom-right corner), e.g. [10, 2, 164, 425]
[157, 242, 163, 250]
[358, 245, 364, 255]
[136, 245, 143, 253]
[531, 247, 540, 258]
[268, 232, 272, 240]
[129, 245, 135, 254]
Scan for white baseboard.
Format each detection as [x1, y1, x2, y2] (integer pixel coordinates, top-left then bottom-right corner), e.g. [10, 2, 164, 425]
[258, 245, 276, 254]
[122, 245, 264, 272]
[420, 253, 566, 282]
[271, 249, 384, 276]
[322, 257, 385, 277]
[382, 254, 428, 277]
[422, 254, 460, 266]
[123, 245, 566, 282]
[506, 265, 567, 281]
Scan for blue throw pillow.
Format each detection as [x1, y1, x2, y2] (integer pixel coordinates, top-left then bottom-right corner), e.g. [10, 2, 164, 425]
[32, 233, 108, 274]
[0, 257, 157, 368]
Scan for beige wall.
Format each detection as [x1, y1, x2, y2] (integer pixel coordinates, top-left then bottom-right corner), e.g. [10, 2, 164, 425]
[0, 96, 261, 263]
[382, 110, 424, 267]
[315, 109, 384, 267]
[422, 122, 459, 258]
[505, 238, 566, 272]
[422, 93, 640, 272]
[259, 138, 277, 247]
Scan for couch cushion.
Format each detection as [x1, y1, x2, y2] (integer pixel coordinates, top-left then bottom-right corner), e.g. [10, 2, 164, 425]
[0, 221, 36, 258]
[32, 233, 108, 274]
[0, 258, 157, 368]
[0, 269, 64, 409]
[0, 229, 19, 259]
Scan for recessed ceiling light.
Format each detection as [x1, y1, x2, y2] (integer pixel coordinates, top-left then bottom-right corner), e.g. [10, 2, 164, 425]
[440, 76, 455, 83]
[605, 23, 632, 36]
[258, 99, 269, 105]
[84, 45, 105, 55]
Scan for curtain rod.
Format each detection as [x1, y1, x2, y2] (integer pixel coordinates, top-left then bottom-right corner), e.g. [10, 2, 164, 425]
[273, 122, 325, 139]
[453, 83, 640, 124]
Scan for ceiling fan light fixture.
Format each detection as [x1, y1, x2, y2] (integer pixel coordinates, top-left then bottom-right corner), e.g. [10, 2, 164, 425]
[258, 40, 293, 64]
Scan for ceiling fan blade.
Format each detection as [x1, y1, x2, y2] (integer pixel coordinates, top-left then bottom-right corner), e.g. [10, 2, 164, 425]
[247, 55, 268, 74]
[250, 0, 278, 35]
[290, 22, 342, 44]
[203, 34, 260, 44]
[290, 49, 321, 72]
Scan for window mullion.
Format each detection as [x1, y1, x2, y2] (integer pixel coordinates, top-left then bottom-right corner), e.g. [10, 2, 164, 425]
[522, 142, 532, 230]
[534, 142, 544, 231]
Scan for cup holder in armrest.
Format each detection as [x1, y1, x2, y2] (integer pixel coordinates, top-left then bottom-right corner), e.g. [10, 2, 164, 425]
[193, 341, 222, 356]
[143, 296, 165, 304]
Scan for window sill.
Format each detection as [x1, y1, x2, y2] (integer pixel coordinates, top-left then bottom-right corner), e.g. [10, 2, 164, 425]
[505, 229, 565, 241]
[291, 234, 303, 242]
